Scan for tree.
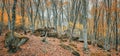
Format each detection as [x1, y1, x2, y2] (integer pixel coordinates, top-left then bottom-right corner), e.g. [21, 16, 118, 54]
[11, 0, 17, 39]
[82, 0, 88, 51]
[51, 0, 58, 31]
[70, 0, 81, 42]
[4, 0, 12, 30]
[103, 0, 112, 51]
[93, 0, 98, 46]
[26, 0, 34, 33]
[114, 0, 118, 55]
[0, 0, 5, 35]
[21, 0, 26, 34]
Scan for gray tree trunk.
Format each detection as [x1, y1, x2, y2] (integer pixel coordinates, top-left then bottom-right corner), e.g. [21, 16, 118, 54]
[21, 0, 26, 34]
[114, 0, 118, 55]
[4, 0, 11, 30]
[82, 0, 88, 51]
[11, 0, 17, 39]
[0, 0, 5, 35]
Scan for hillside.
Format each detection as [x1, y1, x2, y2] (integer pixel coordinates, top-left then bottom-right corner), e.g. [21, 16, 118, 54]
[0, 33, 119, 56]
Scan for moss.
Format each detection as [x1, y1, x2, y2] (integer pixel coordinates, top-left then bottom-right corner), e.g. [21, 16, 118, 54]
[60, 39, 67, 42]
[4, 31, 29, 53]
[69, 43, 77, 48]
[59, 44, 80, 56]
[59, 44, 73, 51]
[72, 50, 80, 56]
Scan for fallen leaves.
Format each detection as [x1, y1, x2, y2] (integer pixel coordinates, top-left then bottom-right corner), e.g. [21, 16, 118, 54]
[0, 34, 73, 56]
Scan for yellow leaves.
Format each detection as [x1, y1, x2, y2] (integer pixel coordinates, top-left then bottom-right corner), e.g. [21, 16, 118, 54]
[46, 1, 51, 7]
[14, 32, 25, 38]
[63, 1, 68, 5]
[69, 22, 83, 30]
[69, 22, 73, 27]
[63, 26, 67, 30]
[76, 23, 83, 30]
[0, 10, 29, 26]
[57, 26, 67, 32]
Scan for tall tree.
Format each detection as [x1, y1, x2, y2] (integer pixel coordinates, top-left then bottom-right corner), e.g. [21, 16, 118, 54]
[70, 0, 81, 42]
[51, 0, 58, 31]
[114, 0, 118, 54]
[82, 0, 88, 51]
[104, 0, 112, 51]
[11, 0, 17, 39]
[0, 0, 5, 35]
[21, 0, 26, 34]
[93, 0, 98, 46]
[45, 0, 51, 27]
[4, 0, 12, 30]
[26, 0, 34, 33]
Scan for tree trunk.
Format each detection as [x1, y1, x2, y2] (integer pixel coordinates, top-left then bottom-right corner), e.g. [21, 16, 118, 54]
[11, 0, 17, 39]
[0, 0, 5, 35]
[114, 0, 118, 54]
[82, 0, 88, 51]
[21, 0, 26, 34]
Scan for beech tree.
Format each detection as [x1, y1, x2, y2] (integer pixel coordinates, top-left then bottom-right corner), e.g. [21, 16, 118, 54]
[0, 0, 5, 35]
[11, 0, 17, 39]
[82, 0, 88, 51]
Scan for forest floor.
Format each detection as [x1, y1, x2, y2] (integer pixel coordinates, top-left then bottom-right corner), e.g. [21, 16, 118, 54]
[0, 33, 120, 56]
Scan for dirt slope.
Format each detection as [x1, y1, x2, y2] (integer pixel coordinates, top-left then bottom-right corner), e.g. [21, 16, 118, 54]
[0, 34, 73, 56]
[0, 33, 120, 56]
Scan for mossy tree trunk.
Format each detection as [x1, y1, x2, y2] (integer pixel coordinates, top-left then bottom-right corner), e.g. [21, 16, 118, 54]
[11, 0, 17, 39]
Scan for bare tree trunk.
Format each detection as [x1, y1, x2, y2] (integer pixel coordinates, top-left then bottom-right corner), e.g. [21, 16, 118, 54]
[93, 0, 98, 46]
[4, 0, 11, 30]
[0, 0, 5, 35]
[21, 0, 26, 34]
[44, 0, 51, 27]
[104, 0, 112, 51]
[11, 0, 17, 39]
[33, 0, 40, 29]
[40, 1, 45, 27]
[70, 0, 81, 42]
[29, 1, 34, 33]
[114, 0, 118, 55]
[51, 0, 58, 31]
[82, 0, 88, 51]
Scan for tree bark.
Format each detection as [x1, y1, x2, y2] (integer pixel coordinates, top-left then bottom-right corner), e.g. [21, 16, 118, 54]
[82, 0, 88, 51]
[11, 0, 17, 39]
[0, 0, 5, 35]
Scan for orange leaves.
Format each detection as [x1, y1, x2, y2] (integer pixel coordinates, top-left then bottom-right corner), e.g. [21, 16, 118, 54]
[63, 1, 68, 5]
[0, 10, 25, 26]
[46, 1, 52, 7]
[69, 22, 83, 30]
[59, 1, 69, 7]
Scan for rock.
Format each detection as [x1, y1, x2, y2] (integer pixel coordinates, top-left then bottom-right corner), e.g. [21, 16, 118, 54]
[72, 50, 80, 56]
[4, 31, 29, 53]
[59, 44, 80, 56]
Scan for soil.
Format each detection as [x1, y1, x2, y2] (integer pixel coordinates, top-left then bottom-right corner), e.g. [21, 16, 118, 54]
[0, 33, 120, 56]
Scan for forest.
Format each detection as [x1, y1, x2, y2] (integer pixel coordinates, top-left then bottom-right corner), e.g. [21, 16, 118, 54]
[0, 0, 120, 56]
